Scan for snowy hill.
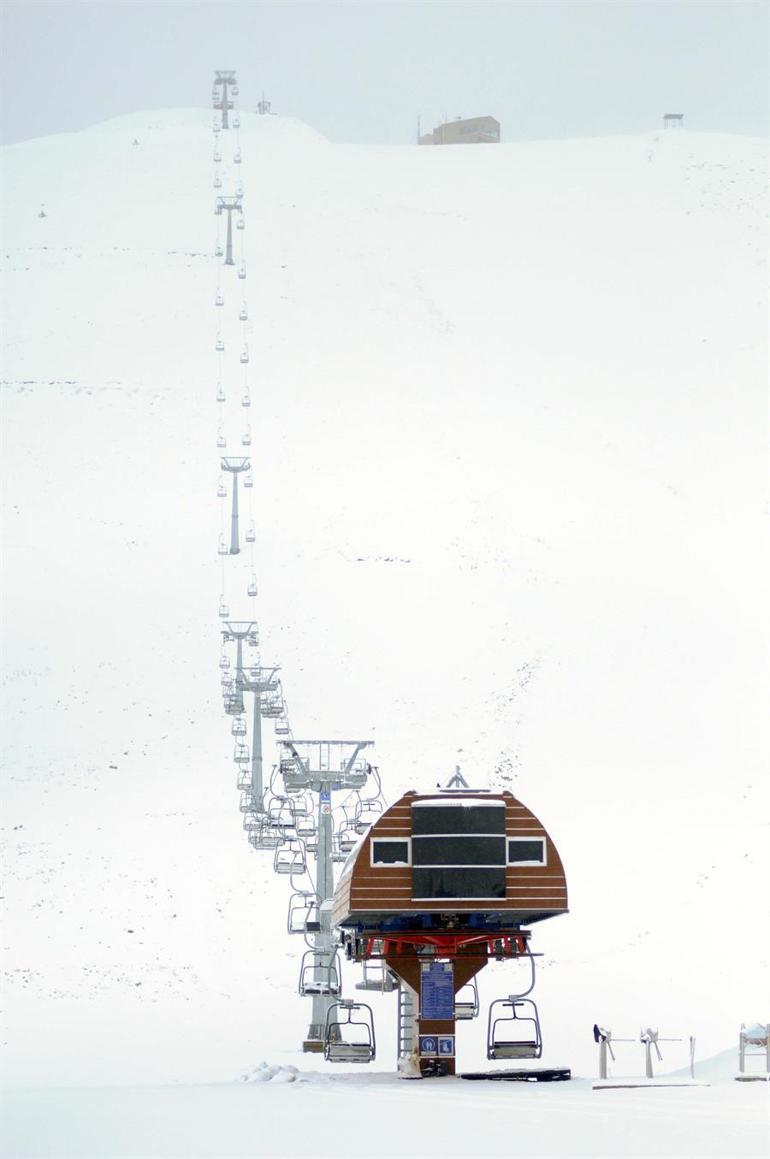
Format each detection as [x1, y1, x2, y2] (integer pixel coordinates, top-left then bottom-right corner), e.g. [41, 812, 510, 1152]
[1, 107, 768, 1119]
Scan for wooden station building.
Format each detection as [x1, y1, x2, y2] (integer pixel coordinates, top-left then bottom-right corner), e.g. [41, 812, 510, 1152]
[332, 789, 568, 1075]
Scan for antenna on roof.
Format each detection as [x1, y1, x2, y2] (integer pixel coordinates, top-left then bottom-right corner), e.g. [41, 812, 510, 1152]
[444, 765, 469, 790]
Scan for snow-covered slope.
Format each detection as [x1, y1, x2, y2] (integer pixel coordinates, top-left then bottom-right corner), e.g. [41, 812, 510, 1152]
[1, 109, 768, 1106]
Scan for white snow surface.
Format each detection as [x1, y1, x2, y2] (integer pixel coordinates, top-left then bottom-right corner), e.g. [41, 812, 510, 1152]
[1, 109, 768, 1156]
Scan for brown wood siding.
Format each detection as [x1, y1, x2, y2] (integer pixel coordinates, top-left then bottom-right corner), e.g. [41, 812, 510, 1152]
[332, 790, 568, 927]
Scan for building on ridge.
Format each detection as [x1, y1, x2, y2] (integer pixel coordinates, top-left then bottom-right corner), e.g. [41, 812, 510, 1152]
[418, 115, 500, 145]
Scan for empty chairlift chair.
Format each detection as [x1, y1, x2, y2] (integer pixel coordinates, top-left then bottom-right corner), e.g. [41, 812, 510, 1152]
[299, 950, 341, 997]
[287, 891, 321, 935]
[324, 1001, 376, 1064]
[355, 956, 398, 993]
[266, 796, 295, 831]
[273, 837, 306, 875]
[338, 824, 359, 855]
[487, 997, 543, 1061]
[455, 977, 480, 1021]
[355, 799, 384, 834]
[295, 815, 316, 841]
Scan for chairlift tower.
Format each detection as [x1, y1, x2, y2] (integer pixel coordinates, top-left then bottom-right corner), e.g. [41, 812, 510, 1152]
[220, 457, 250, 553]
[215, 195, 243, 266]
[238, 660, 281, 811]
[280, 739, 374, 1051]
[213, 70, 237, 129]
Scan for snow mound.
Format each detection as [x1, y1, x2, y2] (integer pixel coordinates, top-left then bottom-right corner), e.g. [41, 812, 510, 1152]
[240, 1062, 307, 1084]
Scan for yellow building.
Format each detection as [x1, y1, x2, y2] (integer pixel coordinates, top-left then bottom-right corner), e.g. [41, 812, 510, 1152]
[419, 115, 500, 145]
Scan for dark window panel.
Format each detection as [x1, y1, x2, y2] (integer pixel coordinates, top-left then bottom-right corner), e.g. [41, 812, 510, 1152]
[412, 867, 505, 899]
[411, 806, 505, 836]
[372, 840, 410, 865]
[412, 836, 505, 866]
[507, 839, 545, 863]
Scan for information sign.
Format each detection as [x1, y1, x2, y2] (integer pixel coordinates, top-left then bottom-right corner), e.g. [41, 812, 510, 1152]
[420, 960, 454, 1021]
[438, 1036, 455, 1057]
[320, 789, 331, 816]
[419, 1035, 438, 1057]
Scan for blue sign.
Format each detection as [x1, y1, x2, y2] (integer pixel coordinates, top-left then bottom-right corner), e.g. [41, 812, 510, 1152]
[438, 1036, 455, 1056]
[320, 789, 331, 815]
[420, 960, 454, 1020]
[419, 1035, 438, 1057]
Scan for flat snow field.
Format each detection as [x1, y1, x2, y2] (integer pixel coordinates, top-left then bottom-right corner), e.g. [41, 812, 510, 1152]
[2, 1073, 769, 1159]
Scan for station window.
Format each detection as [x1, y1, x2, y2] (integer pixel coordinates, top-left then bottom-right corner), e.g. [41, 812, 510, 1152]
[371, 838, 411, 866]
[412, 867, 505, 899]
[507, 838, 546, 866]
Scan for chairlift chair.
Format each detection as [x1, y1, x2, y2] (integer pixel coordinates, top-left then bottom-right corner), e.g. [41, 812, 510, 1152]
[355, 959, 398, 993]
[342, 798, 361, 827]
[248, 824, 282, 851]
[275, 718, 290, 737]
[219, 652, 230, 670]
[288, 793, 312, 818]
[224, 694, 245, 715]
[242, 392, 251, 408]
[239, 346, 249, 364]
[238, 263, 246, 280]
[331, 834, 347, 863]
[215, 243, 224, 258]
[213, 150, 222, 163]
[239, 303, 248, 321]
[267, 797, 295, 829]
[233, 115, 241, 128]
[215, 335, 224, 352]
[274, 837, 306, 875]
[216, 430, 226, 449]
[216, 384, 226, 403]
[236, 215, 245, 231]
[234, 148, 242, 164]
[299, 950, 341, 997]
[295, 815, 316, 840]
[239, 790, 259, 813]
[455, 977, 480, 1020]
[324, 1001, 375, 1063]
[487, 997, 543, 1061]
[242, 429, 251, 447]
[237, 768, 252, 791]
[233, 742, 250, 765]
[215, 291, 224, 306]
[231, 716, 247, 736]
[338, 825, 359, 854]
[247, 577, 258, 598]
[218, 597, 229, 618]
[213, 174, 222, 189]
[287, 891, 320, 935]
[354, 799, 384, 834]
[243, 470, 253, 488]
[246, 522, 256, 543]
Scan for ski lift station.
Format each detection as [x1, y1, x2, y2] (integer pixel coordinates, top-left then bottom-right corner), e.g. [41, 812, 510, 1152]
[330, 786, 568, 1077]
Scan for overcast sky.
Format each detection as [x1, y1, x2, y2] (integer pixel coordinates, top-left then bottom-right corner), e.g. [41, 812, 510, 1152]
[1, 0, 767, 146]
